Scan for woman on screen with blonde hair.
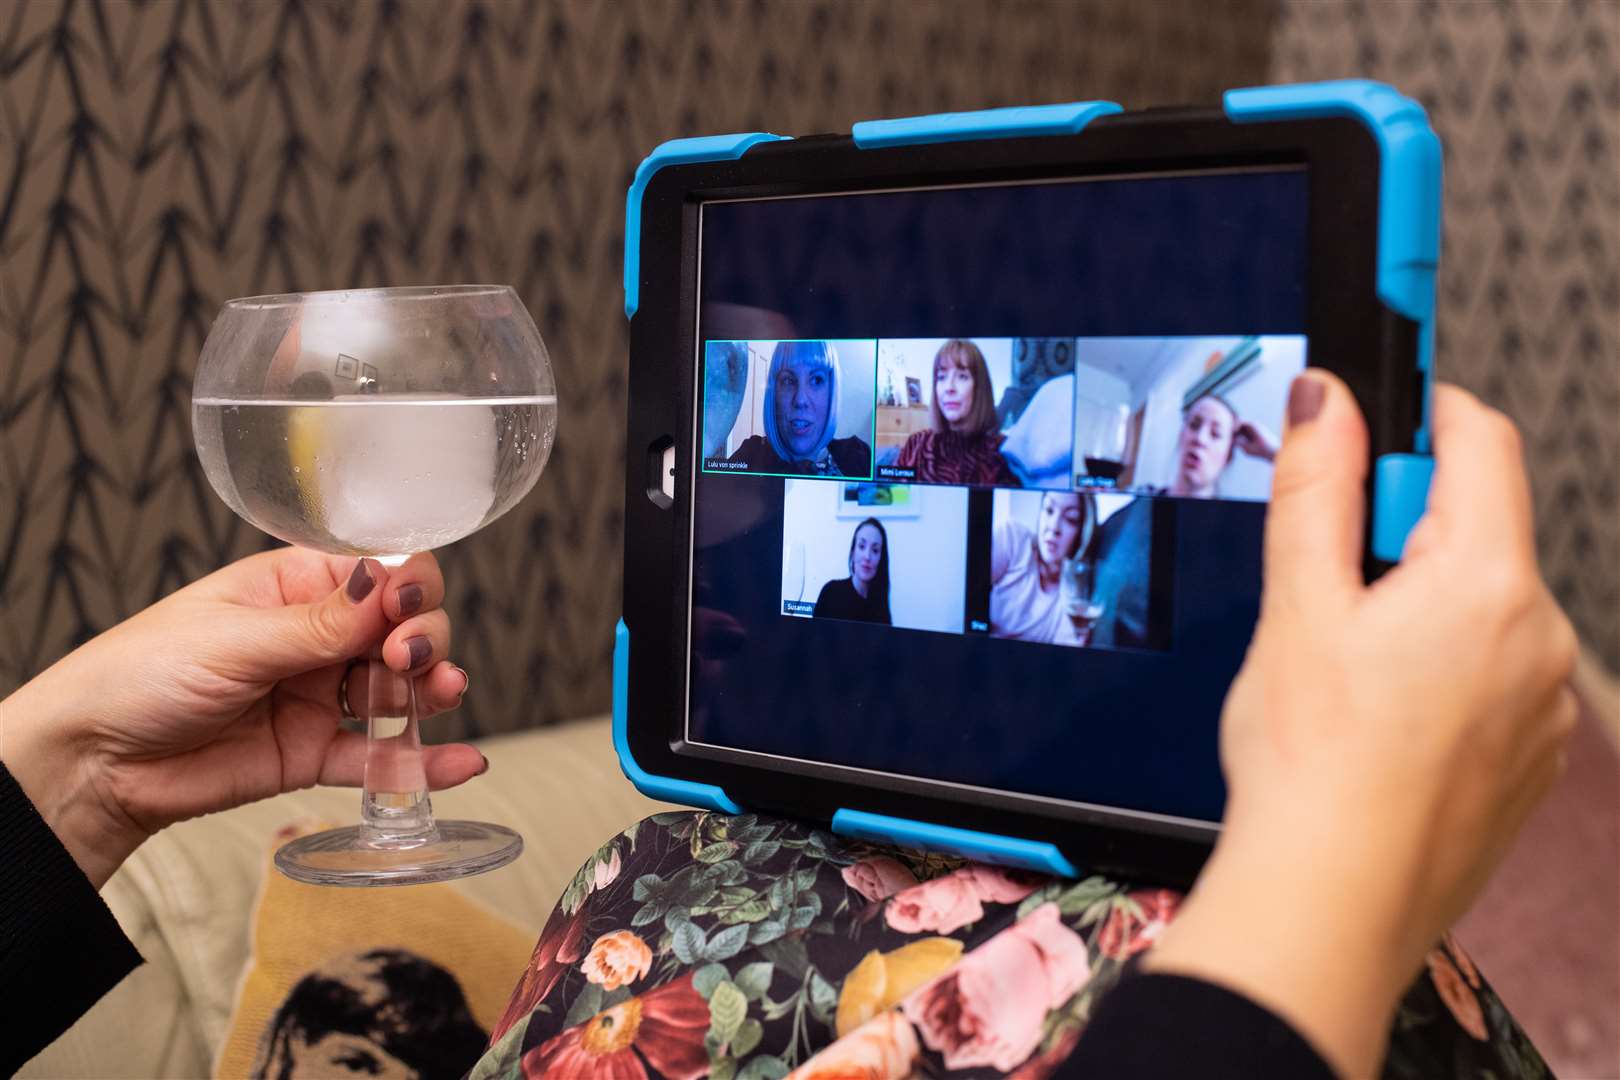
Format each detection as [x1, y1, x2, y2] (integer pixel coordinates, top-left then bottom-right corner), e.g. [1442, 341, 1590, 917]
[728, 341, 873, 477]
[989, 490, 1097, 645]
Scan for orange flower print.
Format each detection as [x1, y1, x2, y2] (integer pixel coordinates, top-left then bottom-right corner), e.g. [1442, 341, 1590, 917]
[580, 929, 653, 991]
[1427, 949, 1488, 1041]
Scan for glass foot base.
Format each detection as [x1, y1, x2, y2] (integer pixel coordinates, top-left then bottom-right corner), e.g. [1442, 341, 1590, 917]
[273, 820, 524, 887]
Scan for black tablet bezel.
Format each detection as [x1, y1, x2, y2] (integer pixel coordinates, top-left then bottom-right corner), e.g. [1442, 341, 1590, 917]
[622, 109, 1419, 884]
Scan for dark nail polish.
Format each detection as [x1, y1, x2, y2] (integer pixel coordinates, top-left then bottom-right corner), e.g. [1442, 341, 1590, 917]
[477, 754, 490, 776]
[404, 635, 432, 669]
[346, 560, 375, 603]
[396, 583, 424, 617]
[1288, 376, 1325, 428]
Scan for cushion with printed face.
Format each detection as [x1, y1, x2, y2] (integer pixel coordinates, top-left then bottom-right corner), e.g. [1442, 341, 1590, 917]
[215, 820, 538, 1080]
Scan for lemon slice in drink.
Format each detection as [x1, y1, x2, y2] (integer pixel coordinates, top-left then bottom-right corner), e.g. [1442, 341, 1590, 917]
[285, 402, 329, 536]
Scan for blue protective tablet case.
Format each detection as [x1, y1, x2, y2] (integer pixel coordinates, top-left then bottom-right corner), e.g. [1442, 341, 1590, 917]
[617, 80, 1441, 874]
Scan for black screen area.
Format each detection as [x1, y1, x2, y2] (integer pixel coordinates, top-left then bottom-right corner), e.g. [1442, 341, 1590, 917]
[689, 168, 1307, 824]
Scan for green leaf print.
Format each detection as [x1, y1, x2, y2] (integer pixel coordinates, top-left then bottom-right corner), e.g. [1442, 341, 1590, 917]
[734, 961, 774, 1001]
[709, 980, 748, 1045]
[738, 1053, 789, 1080]
[693, 962, 730, 999]
[706, 923, 752, 961]
[698, 841, 741, 864]
[720, 898, 772, 925]
[732, 1017, 764, 1057]
[673, 921, 709, 964]
[562, 982, 604, 1029]
[743, 840, 782, 862]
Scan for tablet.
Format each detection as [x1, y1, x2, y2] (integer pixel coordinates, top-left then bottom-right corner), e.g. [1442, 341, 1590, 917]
[618, 80, 1440, 882]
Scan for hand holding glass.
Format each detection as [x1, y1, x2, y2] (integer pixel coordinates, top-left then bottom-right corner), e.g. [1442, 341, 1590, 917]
[192, 286, 556, 885]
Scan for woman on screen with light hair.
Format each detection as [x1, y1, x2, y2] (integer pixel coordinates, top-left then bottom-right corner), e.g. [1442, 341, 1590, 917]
[1162, 393, 1278, 499]
[727, 341, 873, 477]
[989, 490, 1097, 646]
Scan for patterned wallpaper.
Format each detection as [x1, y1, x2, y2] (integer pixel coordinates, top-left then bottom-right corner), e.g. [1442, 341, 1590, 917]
[1273, 0, 1620, 673]
[0, 0, 1276, 736]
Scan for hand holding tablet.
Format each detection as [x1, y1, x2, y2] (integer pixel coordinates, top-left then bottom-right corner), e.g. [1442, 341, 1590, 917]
[1149, 374, 1577, 1077]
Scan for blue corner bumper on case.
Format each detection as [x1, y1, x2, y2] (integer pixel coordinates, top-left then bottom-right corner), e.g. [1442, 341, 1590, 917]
[612, 620, 741, 813]
[1224, 80, 1441, 328]
[1371, 453, 1434, 562]
[1226, 79, 1441, 555]
[624, 133, 788, 318]
[852, 101, 1122, 149]
[831, 808, 1080, 878]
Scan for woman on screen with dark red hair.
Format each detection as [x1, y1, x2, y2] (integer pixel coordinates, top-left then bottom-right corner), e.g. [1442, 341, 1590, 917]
[894, 340, 1021, 487]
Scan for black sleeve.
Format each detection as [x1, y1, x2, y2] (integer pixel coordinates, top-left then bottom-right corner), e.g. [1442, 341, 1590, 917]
[1056, 973, 1335, 1080]
[812, 578, 845, 619]
[1, 763, 143, 1076]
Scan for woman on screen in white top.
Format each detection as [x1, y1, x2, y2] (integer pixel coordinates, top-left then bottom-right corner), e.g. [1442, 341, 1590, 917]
[989, 491, 1097, 646]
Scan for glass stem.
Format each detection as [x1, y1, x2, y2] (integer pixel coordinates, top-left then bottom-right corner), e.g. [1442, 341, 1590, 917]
[360, 656, 438, 846]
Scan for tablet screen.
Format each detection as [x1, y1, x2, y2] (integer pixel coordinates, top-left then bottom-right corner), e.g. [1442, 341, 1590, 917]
[688, 168, 1307, 825]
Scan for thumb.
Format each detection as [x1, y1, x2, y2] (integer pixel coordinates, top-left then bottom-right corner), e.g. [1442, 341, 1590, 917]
[253, 558, 393, 677]
[1261, 371, 1369, 615]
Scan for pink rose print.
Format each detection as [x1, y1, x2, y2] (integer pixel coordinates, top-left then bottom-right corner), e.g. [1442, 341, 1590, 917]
[593, 847, 622, 891]
[886, 871, 984, 935]
[960, 865, 1042, 905]
[1096, 888, 1182, 960]
[902, 903, 1091, 1071]
[1008, 1025, 1083, 1080]
[1427, 949, 1488, 1041]
[1443, 931, 1481, 989]
[884, 864, 1046, 935]
[841, 856, 920, 903]
[1011, 903, 1093, 1008]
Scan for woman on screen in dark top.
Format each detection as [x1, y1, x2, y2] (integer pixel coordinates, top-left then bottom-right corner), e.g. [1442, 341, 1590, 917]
[813, 517, 891, 624]
[1159, 393, 1278, 498]
[728, 340, 873, 477]
[894, 339, 1021, 487]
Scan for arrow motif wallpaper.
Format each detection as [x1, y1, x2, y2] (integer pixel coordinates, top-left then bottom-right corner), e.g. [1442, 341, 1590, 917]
[1273, 0, 1619, 674]
[0, 0, 1274, 737]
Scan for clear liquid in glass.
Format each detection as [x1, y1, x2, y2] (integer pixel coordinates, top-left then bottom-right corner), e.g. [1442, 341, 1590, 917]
[192, 394, 556, 559]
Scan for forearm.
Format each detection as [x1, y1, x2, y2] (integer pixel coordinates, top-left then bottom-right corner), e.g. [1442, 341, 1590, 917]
[1145, 793, 1423, 1078]
[1, 667, 144, 890]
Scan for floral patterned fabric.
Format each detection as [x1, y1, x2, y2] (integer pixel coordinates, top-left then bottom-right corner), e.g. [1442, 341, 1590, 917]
[470, 812, 1549, 1080]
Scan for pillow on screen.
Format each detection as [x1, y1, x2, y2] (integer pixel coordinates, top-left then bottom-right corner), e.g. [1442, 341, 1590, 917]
[1000, 374, 1075, 485]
